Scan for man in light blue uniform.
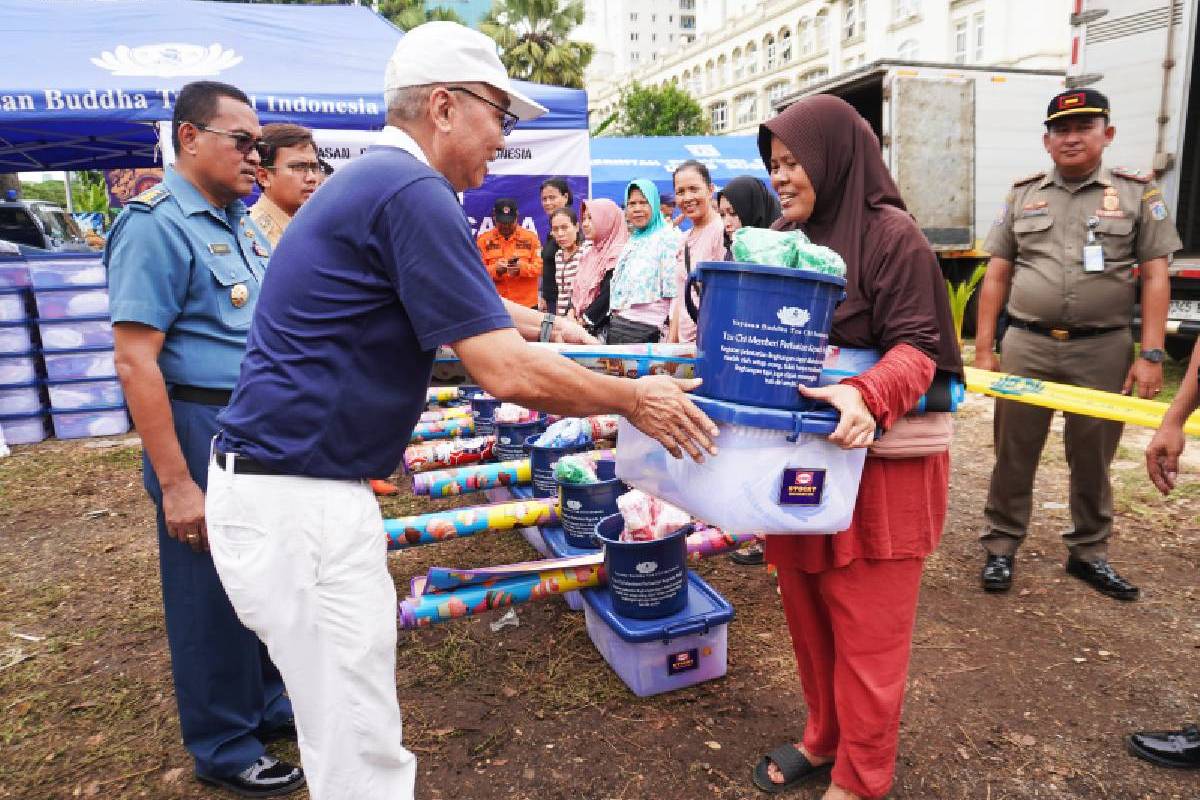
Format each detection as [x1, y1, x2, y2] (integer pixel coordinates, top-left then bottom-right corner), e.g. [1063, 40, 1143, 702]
[105, 81, 304, 798]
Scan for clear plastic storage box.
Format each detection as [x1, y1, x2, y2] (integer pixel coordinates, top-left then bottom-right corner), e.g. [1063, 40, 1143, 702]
[0, 352, 40, 384]
[47, 378, 124, 410]
[33, 285, 110, 319]
[50, 404, 130, 439]
[0, 289, 29, 322]
[0, 381, 45, 415]
[27, 257, 106, 288]
[37, 316, 114, 349]
[0, 412, 49, 445]
[42, 347, 116, 381]
[0, 322, 34, 354]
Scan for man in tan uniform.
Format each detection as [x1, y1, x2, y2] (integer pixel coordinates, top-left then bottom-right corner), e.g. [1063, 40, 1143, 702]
[250, 123, 322, 247]
[974, 88, 1182, 600]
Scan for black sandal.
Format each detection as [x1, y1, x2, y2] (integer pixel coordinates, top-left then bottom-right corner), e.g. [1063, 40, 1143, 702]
[729, 543, 765, 566]
[751, 744, 832, 794]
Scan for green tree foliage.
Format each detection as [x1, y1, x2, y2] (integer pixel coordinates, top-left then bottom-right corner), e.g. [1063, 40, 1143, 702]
[612, 82, 708, 136]
[480, 0, 594, 89]
[209, 0, 462, 29]
[18, 171, 110, 214]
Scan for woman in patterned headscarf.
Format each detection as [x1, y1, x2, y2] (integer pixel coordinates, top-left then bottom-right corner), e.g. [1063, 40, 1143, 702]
[606, 179, 683, 344]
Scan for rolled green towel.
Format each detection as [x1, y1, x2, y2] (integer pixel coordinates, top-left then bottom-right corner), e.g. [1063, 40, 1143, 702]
[554, 455, 598, 485]
[730, 227, 845, 278]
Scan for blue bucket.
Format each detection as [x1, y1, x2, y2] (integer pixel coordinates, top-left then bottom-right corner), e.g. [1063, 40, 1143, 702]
[494, 415, 547, 462]
[470, 395, 502, 436]
[685, 261, 845, 410]
[525, 434, 593, 498]
[558, 459, 627, 549]
[596, 513, 691, 619]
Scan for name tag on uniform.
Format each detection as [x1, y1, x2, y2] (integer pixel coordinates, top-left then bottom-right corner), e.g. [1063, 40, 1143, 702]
[207, 243, 232, 255]
[1083, 244, 1105, 273]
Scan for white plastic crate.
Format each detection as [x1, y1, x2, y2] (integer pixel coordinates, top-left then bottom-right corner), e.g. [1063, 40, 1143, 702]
[37, 317, 114, 349]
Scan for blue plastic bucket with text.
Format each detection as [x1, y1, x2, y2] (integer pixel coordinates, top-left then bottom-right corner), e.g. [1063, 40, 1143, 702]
[596, 513, 691, 619]
[525, 434, 593, 498]
[685, 261, 845, 410]
[558, 460, 627, 549]
[494, 415, 547, 462]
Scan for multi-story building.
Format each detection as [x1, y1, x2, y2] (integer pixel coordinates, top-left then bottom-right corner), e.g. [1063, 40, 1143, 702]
[588, 0, 1070, 135]
[577, 0, 701, 79]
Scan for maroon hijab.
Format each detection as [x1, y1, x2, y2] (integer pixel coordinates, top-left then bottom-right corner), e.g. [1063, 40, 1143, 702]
[758, 95, 962, 375]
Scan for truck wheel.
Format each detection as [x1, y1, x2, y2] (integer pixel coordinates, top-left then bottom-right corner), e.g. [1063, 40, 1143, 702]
[1165, 335, 1196, 363]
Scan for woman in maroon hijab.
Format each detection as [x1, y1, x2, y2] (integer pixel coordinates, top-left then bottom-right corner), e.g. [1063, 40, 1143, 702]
[750, 96, 961, 799]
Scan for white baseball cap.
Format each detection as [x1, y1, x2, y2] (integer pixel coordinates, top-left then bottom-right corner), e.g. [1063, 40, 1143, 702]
[384, 21, 548, 123]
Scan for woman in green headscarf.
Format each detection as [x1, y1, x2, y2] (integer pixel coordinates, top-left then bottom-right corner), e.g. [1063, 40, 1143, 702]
[606, 179, 684, 343]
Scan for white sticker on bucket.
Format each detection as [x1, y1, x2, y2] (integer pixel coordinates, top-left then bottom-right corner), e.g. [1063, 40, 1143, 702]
[777, 306, 811, 328]
[635, 561, 658, 574]
[565, 499, 582, 510]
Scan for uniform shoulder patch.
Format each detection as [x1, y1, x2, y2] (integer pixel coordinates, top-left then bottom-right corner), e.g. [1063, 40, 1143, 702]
[1012, 171, 1046, 187]
[127, 184, 171, 209]
[1112, 166, 1152, 183]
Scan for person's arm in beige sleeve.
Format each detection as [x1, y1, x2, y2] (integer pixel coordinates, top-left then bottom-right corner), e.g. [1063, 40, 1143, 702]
[1125, 184, 1184, 397]
[451, 327, 718, 461]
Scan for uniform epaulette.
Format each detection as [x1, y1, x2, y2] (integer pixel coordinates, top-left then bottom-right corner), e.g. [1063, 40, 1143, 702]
[127, 184, 171, 210]
[1112, 166, 1152, 183]
[1012, 171, 1046, 187]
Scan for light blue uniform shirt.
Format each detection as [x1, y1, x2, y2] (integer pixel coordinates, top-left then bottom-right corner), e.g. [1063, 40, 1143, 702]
[104, 168, 270, 389]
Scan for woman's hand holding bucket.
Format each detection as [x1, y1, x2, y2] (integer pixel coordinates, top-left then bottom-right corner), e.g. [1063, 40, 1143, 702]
[798, 383, 877, 449]
[627, 376, 719, 462]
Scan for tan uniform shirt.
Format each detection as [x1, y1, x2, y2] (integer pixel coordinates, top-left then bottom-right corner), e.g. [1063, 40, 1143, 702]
[984, 165, 1183, 328]
[248, 193, 291, 249]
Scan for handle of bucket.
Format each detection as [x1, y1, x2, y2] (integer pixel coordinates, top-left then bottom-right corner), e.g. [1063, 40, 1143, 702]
[684, 270, 702, 322]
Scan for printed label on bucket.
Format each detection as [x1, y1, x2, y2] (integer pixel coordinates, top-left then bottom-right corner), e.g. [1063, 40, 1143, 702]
[779, 468, 826, 506]
[667, 648, 700, 676]
[608, 564, 685, 608]
[718, 311, 828, 390]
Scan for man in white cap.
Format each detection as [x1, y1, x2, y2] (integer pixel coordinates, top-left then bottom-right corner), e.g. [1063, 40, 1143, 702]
[203, 21, 717, 800]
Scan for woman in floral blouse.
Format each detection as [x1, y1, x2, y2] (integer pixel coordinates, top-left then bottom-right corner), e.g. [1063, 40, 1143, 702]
[607, 179, 683, 344]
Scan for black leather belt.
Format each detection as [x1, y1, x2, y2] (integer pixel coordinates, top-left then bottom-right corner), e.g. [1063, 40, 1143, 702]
[213, 449, 286, 476]
[1006, 317, 1125, 341]
[170, 385, 233, 406]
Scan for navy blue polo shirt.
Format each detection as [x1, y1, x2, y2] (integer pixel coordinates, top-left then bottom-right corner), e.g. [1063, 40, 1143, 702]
[215, 146, 512, 479]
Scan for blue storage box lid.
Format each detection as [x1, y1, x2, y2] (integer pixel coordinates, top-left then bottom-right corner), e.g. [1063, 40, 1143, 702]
[508, 484, 534, 501]
[0, 409, 48, 422]
[40, 344, 114, 355]
[0, 287, 28, 295]
[0, 379, 41, 389]
[33, 283, 108, 293]
[690, 395, 839, 436]
[36, 314, 111, 325]
[49, 402, 126, 416]
[0, 348, 37, 358]
[541, 526, 596, 559]
[582, 571, 734, 644]
[45, 375, 121, 386]
[0, 319, 32, 328]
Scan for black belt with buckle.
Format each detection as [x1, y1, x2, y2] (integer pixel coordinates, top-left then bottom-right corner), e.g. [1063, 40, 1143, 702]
[170, 385, 233, 406]
[1007, 317, 1125, 341]
[213, 449, 287, 476]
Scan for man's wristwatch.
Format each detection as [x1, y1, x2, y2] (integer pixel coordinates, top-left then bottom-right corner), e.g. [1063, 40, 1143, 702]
[539, 312, 556, 342]
[1139, 347, 1166, 363]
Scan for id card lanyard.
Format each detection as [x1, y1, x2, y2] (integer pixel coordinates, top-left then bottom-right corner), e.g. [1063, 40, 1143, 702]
[1083, 216, 1104, 273]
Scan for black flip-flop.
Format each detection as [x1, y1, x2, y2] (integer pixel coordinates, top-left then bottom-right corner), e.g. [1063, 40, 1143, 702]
[751, 744, 833, 794]
[729, 544, 765, 566]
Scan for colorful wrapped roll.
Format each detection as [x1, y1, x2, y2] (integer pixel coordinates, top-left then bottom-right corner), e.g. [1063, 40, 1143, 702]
[426, 386, 462, 405]
[412, 448, 616, 498]
[403, 436, 495, 474]
[397, 527, 760, 628]
[418, 406, 471, 424]
[432, 343, 696, 380]
[399, 562, 604, 628]
[409, 416, 474, 444]
[384, 497, 558, 549]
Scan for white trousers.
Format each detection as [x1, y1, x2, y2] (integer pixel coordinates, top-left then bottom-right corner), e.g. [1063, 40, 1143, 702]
[206, 460, 416, 800]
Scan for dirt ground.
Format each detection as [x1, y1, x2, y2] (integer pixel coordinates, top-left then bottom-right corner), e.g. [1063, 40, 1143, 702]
[2, 390, 1198, 800]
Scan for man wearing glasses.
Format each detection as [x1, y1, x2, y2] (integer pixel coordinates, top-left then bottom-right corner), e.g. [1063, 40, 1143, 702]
[105, 81, 304, 797]
[250, 123, 322, 248]
[974, 88, 1182, 601]
[204, 21, 716, 800]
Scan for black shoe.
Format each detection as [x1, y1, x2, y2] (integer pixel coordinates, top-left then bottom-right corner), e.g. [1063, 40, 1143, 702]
[981, 554, 1013, 592]
[729, 542, 765, 566]
[258, 720, 297, 744]
[1126, 724, 1200, 769]
[198, 756, 305, 798]
[1065, 557, 1139, 601]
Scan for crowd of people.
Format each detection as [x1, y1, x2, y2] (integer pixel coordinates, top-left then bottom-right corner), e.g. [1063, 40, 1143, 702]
[97, 17, 1196, 800]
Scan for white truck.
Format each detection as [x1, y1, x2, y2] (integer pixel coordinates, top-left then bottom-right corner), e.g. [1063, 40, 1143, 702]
[1073, 0, 1200, 360]
[774, 60, 1065, 266]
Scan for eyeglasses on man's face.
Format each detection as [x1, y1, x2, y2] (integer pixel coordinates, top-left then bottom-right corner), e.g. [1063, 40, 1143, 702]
[264, 161, 323, 178]
[447, 86, 519, 136]
[192, 123, 262, 155]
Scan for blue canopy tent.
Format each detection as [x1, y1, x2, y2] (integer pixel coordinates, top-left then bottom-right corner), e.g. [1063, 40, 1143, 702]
[0, 0, 588, 235]
[589, 136, 769, 204]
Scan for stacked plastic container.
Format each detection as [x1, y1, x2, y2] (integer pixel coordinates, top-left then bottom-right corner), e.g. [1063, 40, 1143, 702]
[28, 254, 130, 440]
[0, 255, 50, 445]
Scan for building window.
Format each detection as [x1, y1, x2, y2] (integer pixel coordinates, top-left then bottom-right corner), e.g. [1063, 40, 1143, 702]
[630, 12, 637, 21]
[746, 42, 759, 75]
[630, 32, 639, 41]
[734, 93, 757, 126]
[814, 9, 829, 51]
[710, 101, 728, 132]
[733, 48, 744, 81]
[893, 0, 919, 22]
[680, 0, 695, 8]
[799, 18, 813, 56]
[845, 0, 865, 40]
[681, 14, 696, 30]
[631, 52, 640, 63]
[766, 35, 777, 69]
[780, 29, 792, 62]
[799, 67, 829, 87]
[972, 13, 985, 61]
[767, 81, 790, 106]
[953, 18, 967, 64]
[705, 61, 715, 90]
[897, 38, 919, 60]
[652, 33, 657, 41]
[690, 71, 702, 95]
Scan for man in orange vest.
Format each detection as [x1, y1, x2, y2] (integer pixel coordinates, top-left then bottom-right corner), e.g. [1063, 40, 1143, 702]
[477, 197, 541, 307]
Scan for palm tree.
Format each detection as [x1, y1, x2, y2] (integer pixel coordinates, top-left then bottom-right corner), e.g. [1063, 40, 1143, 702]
[377, 0, 464, 29]
[480, 0, 594, 89]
